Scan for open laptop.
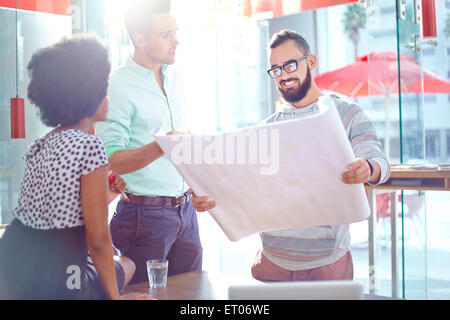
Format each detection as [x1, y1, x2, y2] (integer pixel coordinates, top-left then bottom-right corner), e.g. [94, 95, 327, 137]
[228, 280, 364, 300]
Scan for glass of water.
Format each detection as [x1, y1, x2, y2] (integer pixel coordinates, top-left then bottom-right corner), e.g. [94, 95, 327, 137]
[146, 259, 168, 288]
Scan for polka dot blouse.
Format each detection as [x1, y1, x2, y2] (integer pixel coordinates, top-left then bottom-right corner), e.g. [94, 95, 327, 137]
[14, 129, 108, 230]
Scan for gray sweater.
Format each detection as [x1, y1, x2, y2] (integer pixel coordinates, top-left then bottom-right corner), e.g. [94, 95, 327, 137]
[260, 93, 390, 271]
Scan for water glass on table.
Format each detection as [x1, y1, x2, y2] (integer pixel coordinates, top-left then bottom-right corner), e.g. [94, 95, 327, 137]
[147, 259, 168, 288]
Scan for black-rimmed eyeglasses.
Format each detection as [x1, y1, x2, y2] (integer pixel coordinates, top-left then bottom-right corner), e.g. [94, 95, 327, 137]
[267, 53, 310, 78]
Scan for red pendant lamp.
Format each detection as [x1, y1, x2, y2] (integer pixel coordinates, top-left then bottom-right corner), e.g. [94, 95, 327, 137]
[11, 0, 25, 139]
[11, 97, 25, 139]
[421, 0, 437, 38]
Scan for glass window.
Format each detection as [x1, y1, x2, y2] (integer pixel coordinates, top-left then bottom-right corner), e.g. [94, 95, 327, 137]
[447, 129, 450, 156]
[425, 130, 440, 160]
[424, 95, 437, 103]
[0, 6, 71, 224]
[422, 47, 436, 55]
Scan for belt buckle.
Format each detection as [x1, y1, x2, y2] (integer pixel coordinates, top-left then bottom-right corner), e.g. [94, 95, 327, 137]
[172, 196, 182, 207]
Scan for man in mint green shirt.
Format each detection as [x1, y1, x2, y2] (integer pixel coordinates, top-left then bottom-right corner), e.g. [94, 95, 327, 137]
[94, 0, 202, 284]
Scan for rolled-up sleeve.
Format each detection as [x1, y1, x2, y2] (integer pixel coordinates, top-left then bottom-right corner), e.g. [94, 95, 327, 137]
[94, 80, 134, 158]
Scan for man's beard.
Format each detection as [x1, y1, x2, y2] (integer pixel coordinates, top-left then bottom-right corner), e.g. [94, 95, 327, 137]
[278, 67, 311, 103]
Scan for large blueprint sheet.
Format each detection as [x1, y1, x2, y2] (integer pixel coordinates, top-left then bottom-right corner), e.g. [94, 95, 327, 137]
[154, 103, 370, 241]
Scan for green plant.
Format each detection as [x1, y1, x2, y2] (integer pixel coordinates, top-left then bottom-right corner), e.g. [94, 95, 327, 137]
[342, 3, 367, 59]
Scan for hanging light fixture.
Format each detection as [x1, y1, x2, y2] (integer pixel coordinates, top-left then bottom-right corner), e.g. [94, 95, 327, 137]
[11, 0, 25, 139]
[421, 0, 437, 38]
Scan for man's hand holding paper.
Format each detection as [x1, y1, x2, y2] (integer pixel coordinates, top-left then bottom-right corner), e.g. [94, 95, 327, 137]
[153, 99, 372, 241]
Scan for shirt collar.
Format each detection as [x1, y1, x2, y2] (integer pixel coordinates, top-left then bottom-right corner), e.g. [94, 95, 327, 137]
[126, 56, 168, 77]
[281, 100, 317, 113]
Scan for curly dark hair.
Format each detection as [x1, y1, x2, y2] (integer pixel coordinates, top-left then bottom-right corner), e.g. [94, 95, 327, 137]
[27, 34, 111, 127]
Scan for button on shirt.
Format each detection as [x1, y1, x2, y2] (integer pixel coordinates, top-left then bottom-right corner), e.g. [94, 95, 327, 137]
[94, 57, 188, 197]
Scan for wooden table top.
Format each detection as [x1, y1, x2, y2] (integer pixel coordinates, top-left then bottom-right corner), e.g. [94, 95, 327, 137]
[388, 166, 450, 178]
[365, 166, 450, 191]
[123, 270, 395, 300]
[123, 270, 261, 300]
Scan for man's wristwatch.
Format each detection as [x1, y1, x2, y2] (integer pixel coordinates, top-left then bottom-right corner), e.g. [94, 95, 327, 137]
[366, 159, 374, 178]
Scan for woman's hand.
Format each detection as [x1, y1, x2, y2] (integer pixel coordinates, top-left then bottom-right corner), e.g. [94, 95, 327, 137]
[108, 171, 126, 203]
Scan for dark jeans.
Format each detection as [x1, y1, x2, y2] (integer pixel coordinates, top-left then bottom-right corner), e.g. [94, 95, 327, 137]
[110, 198, 203, 284]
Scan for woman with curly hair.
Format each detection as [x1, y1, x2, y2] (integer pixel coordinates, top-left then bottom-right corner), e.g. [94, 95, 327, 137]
[0, 34, 136, 300]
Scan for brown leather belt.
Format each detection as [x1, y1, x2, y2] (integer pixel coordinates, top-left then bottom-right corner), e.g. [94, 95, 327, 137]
[124, 192, 191, 208]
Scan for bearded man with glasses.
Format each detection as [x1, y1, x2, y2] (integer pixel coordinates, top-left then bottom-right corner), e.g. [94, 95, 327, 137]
[191, 29, 390, 282]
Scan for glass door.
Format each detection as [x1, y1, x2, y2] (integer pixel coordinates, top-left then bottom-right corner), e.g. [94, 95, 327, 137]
[0, 2, 72, 225]
[397, 0, 450, 300]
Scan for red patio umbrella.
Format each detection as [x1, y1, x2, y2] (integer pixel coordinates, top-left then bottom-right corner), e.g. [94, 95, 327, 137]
[316, 51, 450, 97]
[315, 51, 450, 157]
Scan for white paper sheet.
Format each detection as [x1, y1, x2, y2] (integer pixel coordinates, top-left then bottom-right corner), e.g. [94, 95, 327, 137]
[154, 98, 370, 241]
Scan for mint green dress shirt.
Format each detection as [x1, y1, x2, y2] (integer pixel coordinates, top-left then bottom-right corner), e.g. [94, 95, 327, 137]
[94, 57, 188, 196]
